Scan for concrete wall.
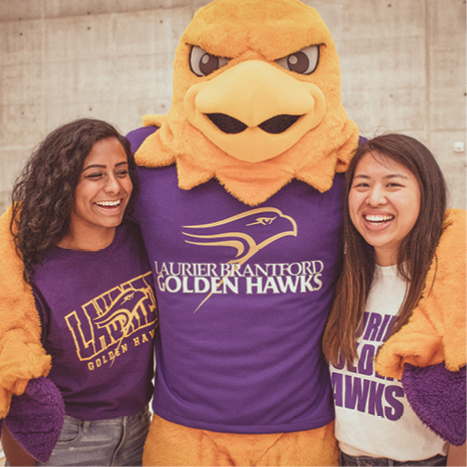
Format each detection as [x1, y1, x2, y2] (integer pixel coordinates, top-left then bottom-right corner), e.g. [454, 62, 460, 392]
[0, 0, 465, 215]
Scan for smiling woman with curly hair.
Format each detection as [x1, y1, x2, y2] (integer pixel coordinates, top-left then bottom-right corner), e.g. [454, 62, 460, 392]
[3, 118, 157, 467]
[10, 118, 138, 282]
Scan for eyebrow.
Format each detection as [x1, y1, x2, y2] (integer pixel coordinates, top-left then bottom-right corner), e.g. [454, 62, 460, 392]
[82, 161, 129, 171]
[353, 173, 409, 180]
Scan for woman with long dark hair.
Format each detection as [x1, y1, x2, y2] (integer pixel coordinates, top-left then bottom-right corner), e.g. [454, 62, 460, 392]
[323, 134, 466, 466]
[2, 119, 157, 466]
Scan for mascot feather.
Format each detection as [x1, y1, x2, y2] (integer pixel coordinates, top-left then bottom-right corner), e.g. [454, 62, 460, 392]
[0, 0, 465, 465]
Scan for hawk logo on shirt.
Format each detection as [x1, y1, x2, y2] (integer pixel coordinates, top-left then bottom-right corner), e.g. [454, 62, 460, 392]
[65, 272, 157, 363]
[182, 208, 297, 311]
[182, 207, 297, 267]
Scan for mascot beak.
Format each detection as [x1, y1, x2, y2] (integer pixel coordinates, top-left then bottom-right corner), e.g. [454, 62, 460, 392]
[184, 59, 326, 163]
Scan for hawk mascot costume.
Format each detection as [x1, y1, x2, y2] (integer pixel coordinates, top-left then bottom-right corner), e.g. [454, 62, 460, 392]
[0, 0, 465, 465]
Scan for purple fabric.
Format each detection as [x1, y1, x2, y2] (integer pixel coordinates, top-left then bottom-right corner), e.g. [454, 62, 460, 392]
[3, 377, 64, 463]
[128, 126, 158, 154]
[128, 127, 344, 434]
[31, 221, 156, 421]
[402, 363, 466, 445]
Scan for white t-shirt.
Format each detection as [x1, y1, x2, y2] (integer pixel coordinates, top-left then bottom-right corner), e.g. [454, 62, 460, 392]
[330, 264, 449, 461]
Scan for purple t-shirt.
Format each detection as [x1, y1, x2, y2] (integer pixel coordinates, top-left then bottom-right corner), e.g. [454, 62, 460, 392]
[32, 221, 157, 420]
[129, 126, 345, 434]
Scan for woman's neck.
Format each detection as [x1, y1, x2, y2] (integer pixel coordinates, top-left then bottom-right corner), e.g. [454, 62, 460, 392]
[375, 247, 399, 267]
[57, 227, 116, 251]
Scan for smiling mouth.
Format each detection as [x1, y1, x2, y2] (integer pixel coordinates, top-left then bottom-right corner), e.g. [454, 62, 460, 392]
[364, 214, 394, 225]
[96, 200, 122, 207]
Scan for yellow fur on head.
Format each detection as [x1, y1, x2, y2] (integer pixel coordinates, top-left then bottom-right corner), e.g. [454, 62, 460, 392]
[136, 0, 359, 206]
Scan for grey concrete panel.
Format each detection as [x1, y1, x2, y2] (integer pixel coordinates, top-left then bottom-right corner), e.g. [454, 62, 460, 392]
[342, 86, 428, 137]
[430, 47, 466, 131]
[340, 35, 428, 135]
[114, 53, 173, 100]
[428, 0, 466, 133]
[0, 62, 44, 106]
[44, 99, 118, 134]
[43, 0, 113, 19]
[114, 0, 197, 13]
[43, 15, 113, 61]
[428, 0, 466, 49]
[113, 8, 192, 57]
[0, 102, 46, 147]
[0, 19, 43, 66]
[116, 96, 172, 134]
[430, 131, 467, 210]
[309, 0, 425, 40]
[0, 0, 44, 22]
[192, 1, 212, 11]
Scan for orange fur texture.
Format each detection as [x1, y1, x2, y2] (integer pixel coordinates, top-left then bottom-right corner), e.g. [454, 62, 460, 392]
[0, 206, 51, 418]
[143, 414, 338, 466]
[375, 209, 467, 379]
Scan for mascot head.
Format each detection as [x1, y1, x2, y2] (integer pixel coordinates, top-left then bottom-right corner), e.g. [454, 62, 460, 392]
[137, 0, 359, 205]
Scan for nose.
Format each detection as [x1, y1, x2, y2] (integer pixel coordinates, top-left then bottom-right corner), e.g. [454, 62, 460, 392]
[366, 185, 386, 206]
[104, 173, 121, 194]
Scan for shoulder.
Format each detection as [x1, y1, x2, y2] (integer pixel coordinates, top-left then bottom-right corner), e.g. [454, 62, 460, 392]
[126, 126, 158, 153]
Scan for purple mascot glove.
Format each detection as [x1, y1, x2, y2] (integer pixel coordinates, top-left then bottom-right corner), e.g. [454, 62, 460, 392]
[0, 376, 65, 463]
[402, 363, 466, 446]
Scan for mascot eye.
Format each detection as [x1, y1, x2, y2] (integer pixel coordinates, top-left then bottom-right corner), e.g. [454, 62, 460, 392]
[189, 46, 230, 77]
[275, 45, 320, 75]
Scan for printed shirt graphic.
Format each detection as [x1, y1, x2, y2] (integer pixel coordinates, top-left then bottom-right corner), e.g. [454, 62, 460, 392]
[133, 160, 345, 434]
[33, 222, 157, 421]
[330, 265, 448, 461]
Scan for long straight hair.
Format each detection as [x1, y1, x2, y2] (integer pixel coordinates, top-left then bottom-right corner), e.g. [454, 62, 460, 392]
[323, 134, 447, 367]
[10, 118, 137, 283]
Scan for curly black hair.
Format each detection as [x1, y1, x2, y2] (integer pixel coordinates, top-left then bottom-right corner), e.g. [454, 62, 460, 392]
[10, 118, 138, 282]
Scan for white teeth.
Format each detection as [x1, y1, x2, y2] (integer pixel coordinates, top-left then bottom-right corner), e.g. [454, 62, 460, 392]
[97, 200, 121, 207]
[365, 214, 393, 223]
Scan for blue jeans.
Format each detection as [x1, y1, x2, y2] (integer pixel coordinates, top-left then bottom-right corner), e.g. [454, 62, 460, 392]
[340, 451, 447, 466]
[37, 406, 151, 466]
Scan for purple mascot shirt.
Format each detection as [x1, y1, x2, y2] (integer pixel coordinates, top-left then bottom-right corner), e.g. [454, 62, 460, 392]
[128, 127, 344, 434]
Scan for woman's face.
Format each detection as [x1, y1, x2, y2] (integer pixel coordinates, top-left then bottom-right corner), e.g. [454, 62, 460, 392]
[348, 151, 421, 266]
[67, 137, 133, 249]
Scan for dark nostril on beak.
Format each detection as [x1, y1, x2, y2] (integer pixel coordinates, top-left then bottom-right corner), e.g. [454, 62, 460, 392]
[207, 113, 247, 134]
[258, 115, 301, 134]
[206, 113, 301, 135]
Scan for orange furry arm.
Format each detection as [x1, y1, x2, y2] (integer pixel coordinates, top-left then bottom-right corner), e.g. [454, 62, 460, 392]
[375, 209, 466, 379]
[0, 205, 51, 418]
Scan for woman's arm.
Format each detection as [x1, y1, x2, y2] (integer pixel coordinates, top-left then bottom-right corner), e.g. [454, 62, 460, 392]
[1, 424, 36, 466]
[448, 442, 466, 466]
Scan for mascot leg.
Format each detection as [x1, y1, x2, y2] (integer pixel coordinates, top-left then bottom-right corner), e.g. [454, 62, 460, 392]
[143, 414, 338, 466]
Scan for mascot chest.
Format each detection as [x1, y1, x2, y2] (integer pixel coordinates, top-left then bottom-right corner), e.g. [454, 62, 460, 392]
[134, 164, 345, 311]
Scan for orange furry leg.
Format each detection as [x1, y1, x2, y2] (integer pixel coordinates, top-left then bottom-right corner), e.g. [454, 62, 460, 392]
[143, 415, 338, 466]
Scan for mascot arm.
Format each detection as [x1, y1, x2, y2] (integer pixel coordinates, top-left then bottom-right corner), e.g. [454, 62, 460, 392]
[376, 209, 466, 445]
[0, 206, 51, 418]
